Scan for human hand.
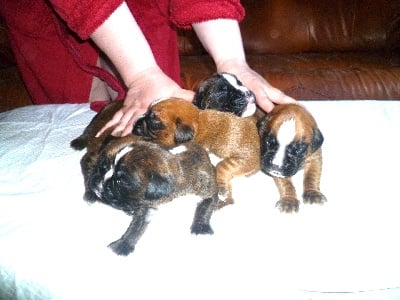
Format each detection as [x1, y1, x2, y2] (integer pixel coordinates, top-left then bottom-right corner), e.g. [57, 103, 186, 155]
[97, 67, 194, 137]
[217, 58, 297, 113]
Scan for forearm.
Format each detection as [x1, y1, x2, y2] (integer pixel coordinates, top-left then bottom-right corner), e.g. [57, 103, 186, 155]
[90, 2, 158, 87]
[192, 19, 246, 70]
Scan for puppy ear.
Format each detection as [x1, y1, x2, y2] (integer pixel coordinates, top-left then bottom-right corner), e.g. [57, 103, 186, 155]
[144, 171, 173, 200]
[174, 118, 194, 144]
[257, 114, 271, 135]
[311, 128, 324, 152]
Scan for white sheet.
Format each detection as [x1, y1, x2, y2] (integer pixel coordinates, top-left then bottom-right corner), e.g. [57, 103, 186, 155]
[1, 101, 400, 300]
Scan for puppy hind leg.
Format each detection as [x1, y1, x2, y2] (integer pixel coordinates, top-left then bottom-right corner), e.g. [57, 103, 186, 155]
[214, 158, 244, 209]
[215, 157, 258, 209]
[108, 206, 154, 256]
[191, 194, 218, 235]
[302, 150, 327, 205]
[273, 177, 300, 213]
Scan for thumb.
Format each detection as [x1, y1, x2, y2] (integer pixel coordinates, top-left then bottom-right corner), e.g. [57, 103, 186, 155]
[175, 89, 195, 101]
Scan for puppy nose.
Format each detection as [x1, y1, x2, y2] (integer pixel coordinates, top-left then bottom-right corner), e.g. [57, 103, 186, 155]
[245, 90, 256, 103]
[265, 164, 285, 177]
[133, 117, 145, 135]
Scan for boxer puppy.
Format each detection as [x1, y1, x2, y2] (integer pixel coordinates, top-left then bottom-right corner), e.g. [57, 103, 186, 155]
[193, 72, 257, 117]
[257, 103, 327, 213]
[134, 98, 260, 209]
[71, 101, 219, 255]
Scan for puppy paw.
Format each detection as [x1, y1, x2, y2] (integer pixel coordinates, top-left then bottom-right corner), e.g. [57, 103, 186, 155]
[303, 190, 327, 205]
[215, 198, 234, 210]
[275, 198, 300, 213]
[83, 190, 99, 203]
[191, 222, 214, 235]
[218, 185, 229, 199]
[108, 239, 135, 256]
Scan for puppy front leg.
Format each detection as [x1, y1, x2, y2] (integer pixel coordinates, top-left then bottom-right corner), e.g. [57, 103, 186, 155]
[108, 206, 154, 256]
[191, 194, 218, 234]
[274, 177, 300, 213]
[81, 151, 101, 202]
[302, 149, 327, 205]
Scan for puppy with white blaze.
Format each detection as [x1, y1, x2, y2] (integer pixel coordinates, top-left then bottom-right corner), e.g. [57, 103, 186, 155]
[71, 100, 219, 256]
[258, 104, 327, 213]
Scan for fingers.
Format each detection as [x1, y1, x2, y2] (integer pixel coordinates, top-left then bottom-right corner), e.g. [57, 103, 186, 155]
[118, 114, 138, 137]
[110, 106, 146, 137]
[95, 110, 124, 137]
[175, 89, 195, 102]
[217, 60, 297, 113]
[95, 106, 142, 137]
[265, 86, 296, 105]
[258, 86, 297, 112]
[95, 89, 194, 138]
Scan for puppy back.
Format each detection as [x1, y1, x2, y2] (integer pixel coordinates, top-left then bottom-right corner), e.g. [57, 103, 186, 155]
[197, 110, 260, 156]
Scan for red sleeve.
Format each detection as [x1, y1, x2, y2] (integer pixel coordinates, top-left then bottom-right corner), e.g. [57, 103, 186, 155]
[170, 0, 245, 29]
[49, 0, 123, 39]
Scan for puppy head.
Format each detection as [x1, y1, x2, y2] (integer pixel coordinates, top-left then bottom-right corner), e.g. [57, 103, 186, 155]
[193, 73, 256, 117]
[258, 104, 324, 178]
[134, 98, 199, 147]
[88, 142, 177, 213]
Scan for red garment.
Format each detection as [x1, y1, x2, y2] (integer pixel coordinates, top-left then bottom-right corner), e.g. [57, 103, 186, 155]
[0, 0, 244, 107]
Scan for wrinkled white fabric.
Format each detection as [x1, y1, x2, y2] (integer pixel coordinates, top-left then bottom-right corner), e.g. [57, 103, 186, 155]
[1, 102, 400, 300]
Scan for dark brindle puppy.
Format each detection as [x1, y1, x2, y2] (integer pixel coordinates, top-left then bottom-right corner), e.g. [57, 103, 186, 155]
[71, 101, 218, 255]
[192, 73, 326, 213]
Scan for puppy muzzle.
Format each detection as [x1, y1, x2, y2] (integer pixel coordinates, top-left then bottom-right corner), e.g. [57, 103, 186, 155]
[263, 164, 298, 178]
[241, 90, 257, 117]
[101, 181, 135, 214]
[133, 113, 164, 140]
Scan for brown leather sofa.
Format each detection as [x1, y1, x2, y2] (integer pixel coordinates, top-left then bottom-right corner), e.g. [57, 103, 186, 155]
[1, 0, 400, 112]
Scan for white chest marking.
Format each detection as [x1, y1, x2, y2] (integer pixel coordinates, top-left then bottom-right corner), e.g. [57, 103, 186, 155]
[272, 119, 296, 167]
[209, 153, 223, 166]
[222, 73, 249, 93]
[169, 145, 188, 155]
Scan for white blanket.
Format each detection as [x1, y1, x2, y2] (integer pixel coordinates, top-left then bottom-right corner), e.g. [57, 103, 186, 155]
[1, 101, 400, 300]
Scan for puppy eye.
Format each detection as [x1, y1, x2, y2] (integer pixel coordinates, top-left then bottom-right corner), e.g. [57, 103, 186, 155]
[264, 134, 278, 150]
[114, 171, 131, 186]
[286, 142, 308, 157]
[147, 115, 165, 130]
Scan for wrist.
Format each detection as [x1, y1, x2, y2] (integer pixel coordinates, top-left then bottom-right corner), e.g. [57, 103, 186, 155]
[192, 19, 246, 68]
[216, 58, 249, 75]
[124, 66, 163, 90]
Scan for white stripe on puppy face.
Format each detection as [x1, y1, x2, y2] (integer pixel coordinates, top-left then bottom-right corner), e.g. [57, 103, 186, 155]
[221, 73, 249, 93]
[115, 146, 134, 165]
[272, 119, 296, 167]
[104, 146, 134, 181]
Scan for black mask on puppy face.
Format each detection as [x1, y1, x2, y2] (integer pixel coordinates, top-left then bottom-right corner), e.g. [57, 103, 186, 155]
[260, 131, 308, 178]
[193, 73, 256, 117]
[133, 111, 165, 139]
[88, 143, 176, 214]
